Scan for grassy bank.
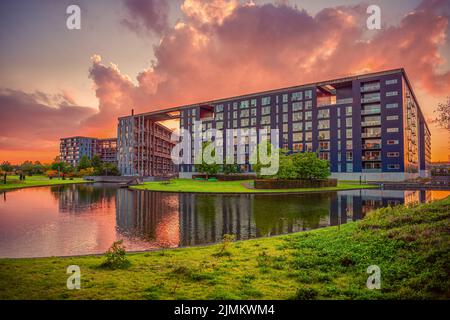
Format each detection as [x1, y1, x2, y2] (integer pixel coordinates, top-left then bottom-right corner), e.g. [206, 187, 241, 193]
[0, 196, 448, 300]
[132, 179, 377, 193]
[0, 175, 88, 191]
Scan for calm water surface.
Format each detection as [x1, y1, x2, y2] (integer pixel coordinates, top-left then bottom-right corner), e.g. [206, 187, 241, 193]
[0, 183, 448, 258]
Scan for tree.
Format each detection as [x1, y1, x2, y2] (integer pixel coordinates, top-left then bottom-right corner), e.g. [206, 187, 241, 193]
[0, 161, 14, 173]
[291, 152, 330, 180]
[77, 155, 92, 170]
[51, 161, 73, 175]
[95, 163, 120, 176]
[79, 167, 95, 177]
[196, 141, 220, 179]
[45, 170, 58, 178]
[223, 164, 238, 175]
[91, 155, 102, 169]
[433, 96, 450, 131]
[251, 141, 278, 178]
[20, 161, 35, 176]
[276, 150, 298, 179]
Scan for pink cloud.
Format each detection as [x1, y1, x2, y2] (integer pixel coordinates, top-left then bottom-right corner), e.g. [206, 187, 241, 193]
[1, 0, 450, 162]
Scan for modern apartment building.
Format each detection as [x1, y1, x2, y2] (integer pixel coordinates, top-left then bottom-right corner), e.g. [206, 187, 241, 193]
[119, 69, 431, 181]
[117, 113, 177, 176]
[60, 136, 118, 167]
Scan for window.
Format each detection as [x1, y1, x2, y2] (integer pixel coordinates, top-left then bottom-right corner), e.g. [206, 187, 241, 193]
[233, 111, 238, 118]
[293, 143, 303, 152]
[305, 132, 312, 141]
[292, 122, 302, 131]
[250, 99, 257, 107]
[305, 111, 312, 120]
[215, 104, 224, 112]
[305, 122, 312, 131]
[216, 122, 223, 130]
[261, 116, 271, 125]
[319, 141, 329, 151]
[318, 109, 330, 119]
[318, 131, 330, 140]
[240, 109, 249, 117]
[387, 152, 399, 157]
[283, 104, 289, 113]
[386, 91, 398, 97]
[251, 108, 257, 116]
[319, 152, 329, 161]
[282, 94, 288, 103]
[240, 100, 249, 109]
[346, 129, 352, 139]
[292, 102, 303, 111]
[305, 90, 312, 99]
[387, 139, 399, 145]
[215, 113, 224, 121]
[346, 117, 352, 127]
[318, 120, 330, 129]
[292, 112, 302, 121]
[386, 103, 398, 109]
[346, 140, 353, 149]
[346, 151, 353, 161]
[292, 92, 303, 101]
[388, 164, 400, 169]
[241, 118, 249, 127]
[262, 97, 271, 105]
[293, 132, 303, 141]
[261, 106, 271, 115]
[346, 106, 352, 116]
[283, 114, 289, 123]
[305, 143, 313, 152]
[283, 123, 288, 132]
[346, 163, 353, 172]
[386, 115, 399, 121]
[387, 127, 399, 133]
[386, 79, 398, 85]
[251, 118, 256, 126]
[305, 100, 312, 110]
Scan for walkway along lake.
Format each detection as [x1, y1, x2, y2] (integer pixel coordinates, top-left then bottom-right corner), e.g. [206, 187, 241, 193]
[0, 183, 448, 258]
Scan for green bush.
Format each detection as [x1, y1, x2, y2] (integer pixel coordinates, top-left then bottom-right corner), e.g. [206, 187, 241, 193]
[100, 240, 130, 269]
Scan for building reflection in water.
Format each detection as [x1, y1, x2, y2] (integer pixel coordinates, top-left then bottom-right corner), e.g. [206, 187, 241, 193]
[115, 188, 443, 248]
[51, 183, 117, 214]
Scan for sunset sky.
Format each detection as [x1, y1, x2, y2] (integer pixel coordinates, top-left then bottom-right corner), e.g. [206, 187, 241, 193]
[0, 0, 449, 164]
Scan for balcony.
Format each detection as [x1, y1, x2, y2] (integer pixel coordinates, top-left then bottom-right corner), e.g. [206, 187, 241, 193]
[361, 96, 380, 103]
[362, 132, 381, 138]
[360, 84, 380, 93]
[362, 143, 381, 149]
[361, 108, 381, 115]
[361, 120, 381, 127]
[362, 156, 382, 161]
[362, 169, 382, 173]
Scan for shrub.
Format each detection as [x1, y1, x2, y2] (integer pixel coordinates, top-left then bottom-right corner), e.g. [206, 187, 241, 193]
[292, 287, 318, 300]
[213, 234, 235, 257]
[100, 240, 130, 269]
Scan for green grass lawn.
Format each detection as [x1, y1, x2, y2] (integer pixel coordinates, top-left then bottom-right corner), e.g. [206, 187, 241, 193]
[0, 175, 88, 191]
[132, 179, 377, 193]
[0, 196, 448, 300]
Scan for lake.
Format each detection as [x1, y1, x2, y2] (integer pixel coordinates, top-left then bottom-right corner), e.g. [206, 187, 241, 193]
[0, 183, 448, 258]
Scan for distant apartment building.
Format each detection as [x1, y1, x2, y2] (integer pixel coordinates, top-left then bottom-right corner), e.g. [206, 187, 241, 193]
[118, 68, 431, 181]
[117, 113, 176, 176]
[60, 136, 117, 167]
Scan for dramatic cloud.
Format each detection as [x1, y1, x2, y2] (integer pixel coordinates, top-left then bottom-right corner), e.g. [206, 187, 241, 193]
[2, 0, 450, 162]
[90, 0, 450, 121]
[121, 0, 171, 35]
[0, 89, 96, 152]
